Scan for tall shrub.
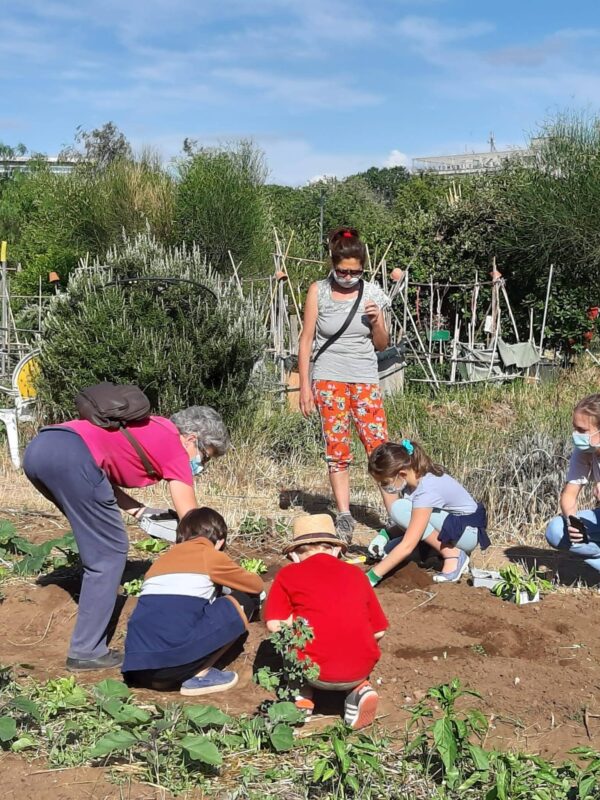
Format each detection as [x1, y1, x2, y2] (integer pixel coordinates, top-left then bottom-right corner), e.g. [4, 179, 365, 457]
[36, 233, 266, 422]
[175, 141, 271, 275]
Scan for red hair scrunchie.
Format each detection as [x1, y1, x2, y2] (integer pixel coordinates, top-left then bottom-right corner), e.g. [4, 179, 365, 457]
[342, 230, 353, 238]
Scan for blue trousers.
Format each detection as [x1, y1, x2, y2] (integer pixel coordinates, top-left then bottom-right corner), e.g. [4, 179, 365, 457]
[545, 509, 600, 573]
[385, 497, 479, 555]
[23, 428, 128, 660]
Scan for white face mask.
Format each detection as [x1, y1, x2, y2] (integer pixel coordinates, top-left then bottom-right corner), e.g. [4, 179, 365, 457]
[331, 270, 361, 289]
[382, 477, 407, 495]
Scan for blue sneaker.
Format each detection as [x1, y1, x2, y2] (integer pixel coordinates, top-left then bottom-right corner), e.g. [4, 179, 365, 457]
[180, 668, 239, 696]
[433, 551, 470, 583]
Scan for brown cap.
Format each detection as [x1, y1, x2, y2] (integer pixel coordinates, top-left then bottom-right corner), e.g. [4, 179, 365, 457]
[282, 514, 347, 555]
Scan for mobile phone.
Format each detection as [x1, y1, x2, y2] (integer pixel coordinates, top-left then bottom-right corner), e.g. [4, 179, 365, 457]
[568, 515, 590, 544]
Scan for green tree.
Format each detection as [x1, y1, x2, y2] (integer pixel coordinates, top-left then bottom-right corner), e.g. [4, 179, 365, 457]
[175, 141, 271, 275]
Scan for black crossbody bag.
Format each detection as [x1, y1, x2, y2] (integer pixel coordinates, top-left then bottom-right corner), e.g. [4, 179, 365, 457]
[311, 279, 365, 368]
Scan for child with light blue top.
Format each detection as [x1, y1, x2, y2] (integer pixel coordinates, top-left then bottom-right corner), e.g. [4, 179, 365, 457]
[545, 394, 600, 572]
[366, 440, 489, 586]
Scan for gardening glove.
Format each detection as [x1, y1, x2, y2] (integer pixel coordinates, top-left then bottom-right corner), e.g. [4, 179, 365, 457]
[368, 529, 390, 560]
[366, 569, 382, 588]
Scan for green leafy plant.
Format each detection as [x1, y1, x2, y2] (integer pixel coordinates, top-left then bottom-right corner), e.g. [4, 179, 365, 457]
[406, 679, 489, 789]
[238, 513, 270, 540]
[492, 564, 553, 604]
[122, 578, 144, 597]
[134, 538, 169, 554]
[254, 618, 320, 701]
[0, 522, 79, 576]
[240, 557, 268, 575]
[310, 726, 387, 798]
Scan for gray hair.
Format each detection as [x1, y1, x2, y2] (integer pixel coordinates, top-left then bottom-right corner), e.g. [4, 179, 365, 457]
[170, 406, 230, 456]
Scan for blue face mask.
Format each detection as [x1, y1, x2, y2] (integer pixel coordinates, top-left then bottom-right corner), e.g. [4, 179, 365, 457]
[190, 456, 204, 476]
[572, 431, 598, 452]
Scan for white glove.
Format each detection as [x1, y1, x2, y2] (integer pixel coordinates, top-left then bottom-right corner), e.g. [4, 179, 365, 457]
[368, 530, 390, 560]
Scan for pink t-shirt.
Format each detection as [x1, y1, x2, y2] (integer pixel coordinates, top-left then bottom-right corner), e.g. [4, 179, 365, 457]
[59, 417, 193, 488]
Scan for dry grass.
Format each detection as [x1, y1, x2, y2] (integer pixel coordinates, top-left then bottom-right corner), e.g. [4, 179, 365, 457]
[1, 360, 599, 555]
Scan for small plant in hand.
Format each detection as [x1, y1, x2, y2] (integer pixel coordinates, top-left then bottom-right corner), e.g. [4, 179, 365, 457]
[492, 564, 553, 604]
[254, 618, 320, 701]
[240, 557, 268, 574]
[122, 578, 144, 597]
[133, 538, 169, 554]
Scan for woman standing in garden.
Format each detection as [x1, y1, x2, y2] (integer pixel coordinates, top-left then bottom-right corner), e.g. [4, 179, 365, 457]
[545, 393, 600, 572]
[298, 226, 396, 542]
[23, 403, 229, 672]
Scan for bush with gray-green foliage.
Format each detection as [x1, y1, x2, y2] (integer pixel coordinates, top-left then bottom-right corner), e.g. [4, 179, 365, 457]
[35, 232, 266, 421]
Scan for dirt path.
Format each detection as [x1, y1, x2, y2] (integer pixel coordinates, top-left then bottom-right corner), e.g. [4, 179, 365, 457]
[2, 515, 600, 797]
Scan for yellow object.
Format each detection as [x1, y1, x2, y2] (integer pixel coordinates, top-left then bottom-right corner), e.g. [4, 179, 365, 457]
[14, 352, 39, 399]
[0, 241, 6, 262]
[343, 554, 367, 565]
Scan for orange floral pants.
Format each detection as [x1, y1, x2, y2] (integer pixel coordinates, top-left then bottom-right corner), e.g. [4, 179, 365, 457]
[312, 380, 388, 473]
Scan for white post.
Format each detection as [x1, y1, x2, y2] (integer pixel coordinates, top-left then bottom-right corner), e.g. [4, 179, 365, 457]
[538, 263, 554, 355]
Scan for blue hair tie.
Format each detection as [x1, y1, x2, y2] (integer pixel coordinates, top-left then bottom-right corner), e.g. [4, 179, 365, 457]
[401, 438, 414, 455]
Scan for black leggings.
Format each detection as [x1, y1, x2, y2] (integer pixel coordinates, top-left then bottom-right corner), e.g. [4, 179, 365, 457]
[123, 590, 260, 689]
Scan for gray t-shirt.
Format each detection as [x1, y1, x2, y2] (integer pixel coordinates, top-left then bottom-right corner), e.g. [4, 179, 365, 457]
[566, 449, 600, 485]
[312, 278, 390, 384]
[406, 472, 477, 515]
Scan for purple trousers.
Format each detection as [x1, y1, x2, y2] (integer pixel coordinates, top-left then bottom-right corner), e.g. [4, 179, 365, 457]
[23, 427, 128, 660]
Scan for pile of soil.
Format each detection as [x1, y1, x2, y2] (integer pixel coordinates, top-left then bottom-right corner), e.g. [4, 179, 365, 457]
[3, 519, 600, 797]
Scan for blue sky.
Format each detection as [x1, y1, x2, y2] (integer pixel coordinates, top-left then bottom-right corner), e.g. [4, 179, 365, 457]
[3, 0, 600, 184]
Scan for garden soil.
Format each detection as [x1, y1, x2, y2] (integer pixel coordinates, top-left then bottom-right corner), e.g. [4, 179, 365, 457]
[3, 518, 600, 799]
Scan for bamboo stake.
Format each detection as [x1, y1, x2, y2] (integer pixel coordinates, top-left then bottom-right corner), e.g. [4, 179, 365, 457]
[428, 276, 434, 356]
[227, 251, 244, 299]
[538, 263, 554, 355]
[500, 281, 520, 342]
[450, 316, 460, 383]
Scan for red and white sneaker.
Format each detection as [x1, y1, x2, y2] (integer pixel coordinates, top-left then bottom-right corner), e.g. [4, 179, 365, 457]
[344, 682, 378, 730]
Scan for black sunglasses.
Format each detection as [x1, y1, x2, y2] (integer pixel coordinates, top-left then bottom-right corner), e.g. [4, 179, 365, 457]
[335, 268, 364, 277]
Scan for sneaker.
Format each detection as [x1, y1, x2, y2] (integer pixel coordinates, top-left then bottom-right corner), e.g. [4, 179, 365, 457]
[344, 681, 379, 730]
[432, 551, 470, 583]
[295, 696, 315, 717]
[66, 649, 123, 672]
[180, 668, 239, 696]
[335, 512, 356, 544]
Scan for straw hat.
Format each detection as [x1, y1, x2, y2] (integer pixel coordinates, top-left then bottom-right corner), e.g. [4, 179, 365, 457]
[283, 514, 347, 555]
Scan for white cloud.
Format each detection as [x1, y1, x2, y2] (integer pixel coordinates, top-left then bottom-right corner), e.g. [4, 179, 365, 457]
[213, 68, 381, 109]
[385, 149, 410, 167]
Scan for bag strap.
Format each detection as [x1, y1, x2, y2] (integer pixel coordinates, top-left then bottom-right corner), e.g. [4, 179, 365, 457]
[312, 279, 364, 365]
[119, 426, 159, 479]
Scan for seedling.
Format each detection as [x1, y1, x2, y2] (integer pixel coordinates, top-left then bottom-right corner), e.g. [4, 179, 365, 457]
[134, 538, 169, 554]
[254, 618, 320, 701]
[240, 557, 268, 575]
[492, 564, 553, 605]
[122, 578, 144, 597]
[238, 513, 270, 541]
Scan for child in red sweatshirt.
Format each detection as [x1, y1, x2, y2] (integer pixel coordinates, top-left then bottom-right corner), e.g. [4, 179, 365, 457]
[264, 514, 388, 729]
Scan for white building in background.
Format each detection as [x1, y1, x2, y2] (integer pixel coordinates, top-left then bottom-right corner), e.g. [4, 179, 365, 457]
[413, 136, 542, 176]
[0, 156, 81, 176]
